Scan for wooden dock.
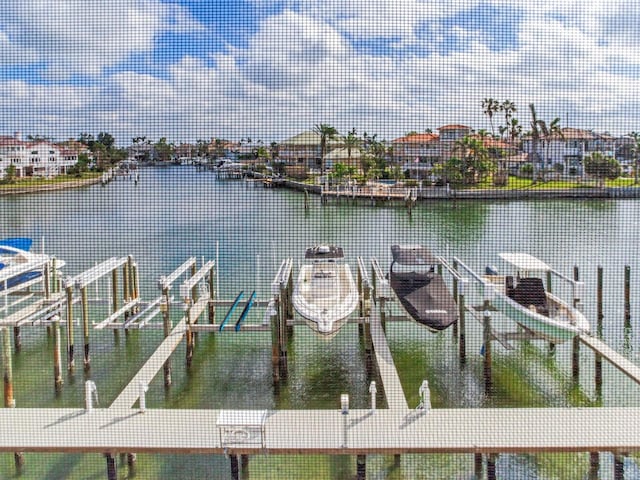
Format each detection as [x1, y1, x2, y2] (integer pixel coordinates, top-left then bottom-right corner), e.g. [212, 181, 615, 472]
[1, 406, 640, 455]
[579, 334, 640, 384]
[369, 308, 409, 410]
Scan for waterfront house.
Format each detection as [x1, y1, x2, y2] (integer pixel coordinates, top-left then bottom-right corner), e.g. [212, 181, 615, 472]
[278, 131, 340, 172]
[391, 133, 440, 175]
[0, 134, 78, 179]
[522, 128, 617, 176]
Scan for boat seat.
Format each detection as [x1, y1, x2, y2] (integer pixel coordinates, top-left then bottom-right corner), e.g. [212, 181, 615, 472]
[513, 277, 548, 316]
[505, 275, 515, 298]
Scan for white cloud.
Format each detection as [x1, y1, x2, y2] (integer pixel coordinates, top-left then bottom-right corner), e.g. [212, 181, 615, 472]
[1, 0, 204, 79]
[3, 1, 640, 142]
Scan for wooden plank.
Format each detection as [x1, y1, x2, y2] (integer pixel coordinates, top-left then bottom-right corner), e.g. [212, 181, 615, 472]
[93, 299, 141, 330]
[109, 318, 187, 409]
[579, 334, 640, 384]
[1, 407, 640, 454]
[369, 308, 409, 410]
[110, 296, 209, 409]
[0, 294, 64, 327]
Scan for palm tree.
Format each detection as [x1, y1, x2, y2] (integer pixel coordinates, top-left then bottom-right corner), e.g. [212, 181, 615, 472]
[501, 100, 517, 140]
[338, 128, 362, 172]
[482, 98, 501, 137]
[313, 123, 338, 175]
[452, 135, 492, 185]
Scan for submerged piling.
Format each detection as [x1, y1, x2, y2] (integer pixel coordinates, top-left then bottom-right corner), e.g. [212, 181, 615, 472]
[2, 328, 14, 408]
[81, 286, 90, 370]
[53, 318, 64, 392]
[624, 265, 631, 328]
[65, 283, 75, 371]
[161, 287, 172, 387]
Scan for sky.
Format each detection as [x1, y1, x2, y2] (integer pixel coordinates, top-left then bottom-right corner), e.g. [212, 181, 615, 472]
[1, 0, 640, 145]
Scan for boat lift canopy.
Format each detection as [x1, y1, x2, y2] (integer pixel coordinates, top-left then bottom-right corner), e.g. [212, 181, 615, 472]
[390, 244, 439, 266]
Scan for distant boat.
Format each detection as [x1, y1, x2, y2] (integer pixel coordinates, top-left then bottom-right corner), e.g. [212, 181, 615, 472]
[476, 253, 590, 343]
[388, 244, 458, 331]
[214, 158, 244, 171]
[0, 238, 64, 293]
[292, 245, 359, 337]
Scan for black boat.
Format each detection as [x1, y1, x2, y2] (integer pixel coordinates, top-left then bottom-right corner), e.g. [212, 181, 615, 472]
[388, 244, 458, 331]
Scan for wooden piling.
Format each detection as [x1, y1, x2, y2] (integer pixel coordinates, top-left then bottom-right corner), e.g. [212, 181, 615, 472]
[123, 263, 130, 323]
[65, 285, 75, 371]
[483, 310, 492, 394]
[161, 287, 172, 387]
[474, 453, 483, 479]
[241, 454, 249, 473]
[356, 454, 366, 479]
[452, 261, 458, 341]
[2, 328, 15, 408]
[614, 454, 624, 480]
[105, 453, 117, 480]
[185, 301, 194, 368]
[81, 286, 90, 370]
[597, 266, 603, 336]
[572, 266, 581, 382]
[13, 326, 21, 353]
[595, 266, 604, 396]
[208, 271, 216, 324]
[127, 452, 137, 476]
[53, 319, 63, 392]
[458, 293, 466, 366]
[624, 265, 631, 328]
[588, 452, 600, 480]
[270, 296, 281, 383]
[230, 454, 239, 480]
[112, 269, 119, 341]
[486, 453, 497, 480]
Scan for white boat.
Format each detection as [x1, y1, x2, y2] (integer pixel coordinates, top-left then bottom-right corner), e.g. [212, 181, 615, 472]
[292, 245, 359, 337]
[462, 253, 590, 343]
[0, 238, 64, 295]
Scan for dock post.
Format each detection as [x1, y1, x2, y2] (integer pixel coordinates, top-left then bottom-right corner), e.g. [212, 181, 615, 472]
[105, 453, 117, 480]
[161, 287, 172, 387]
[304, 189, 309, 210]
[452, 261, 458, 341]
[474, 453, 483, 479]
[65, 283, 75, 371]
[2, 328, 15, 408]
[571, 266, 581, 382]
[595, 266, 604, 396]
[12, 326, 21, 353]
[589, 452, 600, 480]
[614, 454, 625, 480]
[230, 454, 239, 480]
[127, 453, 137, 476]
[132, 260, 140, 313]
[81, 286, 90, 370]
[486, 453, 497, 480]
[122, 262, 131, 325]
[270, 296, 281, 383]
[458, 291, 466, 366]
[624, 265, 631, 328]
[285, 270, 294, 338]
[52, 317, 64, 392]
[185, 300, 194, 368]
[483, 309, 492, 393]
[4, 327, 24, 473]
[241, 454, 249, 474]
[208, 269, 216, 324]
[356, 454, 366, 480]
[111, 269, 119, 341]
[597, 266, 603, 335]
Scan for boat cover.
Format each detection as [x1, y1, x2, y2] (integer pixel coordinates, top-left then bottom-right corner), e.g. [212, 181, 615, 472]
[499, 253, 551, 272]
[0, 238, 32, 255]
[389, 271, 458, 331]
[390, 244, 439, 266]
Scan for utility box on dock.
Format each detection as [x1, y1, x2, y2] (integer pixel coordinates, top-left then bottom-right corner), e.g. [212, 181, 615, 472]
[217, 410, 268, 448]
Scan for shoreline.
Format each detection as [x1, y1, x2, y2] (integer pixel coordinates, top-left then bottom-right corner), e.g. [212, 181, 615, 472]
[0, 176, 103, 196]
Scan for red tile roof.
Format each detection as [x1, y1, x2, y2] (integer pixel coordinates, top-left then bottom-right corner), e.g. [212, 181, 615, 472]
[391, 133, 439, 144]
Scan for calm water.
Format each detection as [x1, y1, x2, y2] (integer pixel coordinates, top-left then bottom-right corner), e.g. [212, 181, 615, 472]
[2, 167, 640, 479]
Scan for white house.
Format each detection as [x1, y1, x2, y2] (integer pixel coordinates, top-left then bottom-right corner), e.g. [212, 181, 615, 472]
[0, 134, 78, 179]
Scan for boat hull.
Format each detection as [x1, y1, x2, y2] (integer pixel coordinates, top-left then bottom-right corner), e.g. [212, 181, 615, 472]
[292, 263, 358, 337]
[491, 290, 588, 343]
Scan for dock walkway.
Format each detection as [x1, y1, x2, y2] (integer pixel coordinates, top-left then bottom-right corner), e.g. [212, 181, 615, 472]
[579, 334, 640, 384]
[369, 308, 409, 410]
[1, 406, 640, 454]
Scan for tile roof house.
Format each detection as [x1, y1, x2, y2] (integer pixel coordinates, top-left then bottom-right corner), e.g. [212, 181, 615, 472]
[0, 135, 78, 179]
[277, 131, 340, 171]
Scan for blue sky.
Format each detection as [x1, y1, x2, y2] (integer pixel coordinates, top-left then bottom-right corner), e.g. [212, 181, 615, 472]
[1, 0, 640, 144]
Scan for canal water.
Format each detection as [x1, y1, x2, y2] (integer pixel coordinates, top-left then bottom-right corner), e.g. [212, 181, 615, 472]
[1, 166, 640, 479]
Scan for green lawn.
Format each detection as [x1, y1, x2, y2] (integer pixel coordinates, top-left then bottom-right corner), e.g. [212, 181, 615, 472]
[0, 172, 101, 188]
[473, 175, 639, 190]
